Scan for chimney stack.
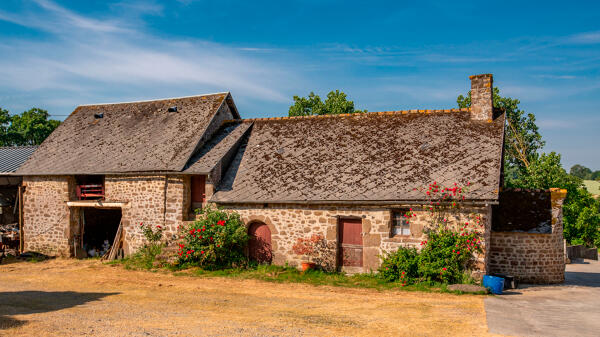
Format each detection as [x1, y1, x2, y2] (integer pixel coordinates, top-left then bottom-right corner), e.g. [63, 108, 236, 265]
[469, 74, 494, 121]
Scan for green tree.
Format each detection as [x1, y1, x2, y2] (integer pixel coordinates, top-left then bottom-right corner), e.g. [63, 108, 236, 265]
[457, 87, 545, 182]
[570, 164, 593, 180]
[3, 108, 61, 146]
[0, 108, 12, 146]
[288, 90, 366, 117]
[510, 152, 600, 246]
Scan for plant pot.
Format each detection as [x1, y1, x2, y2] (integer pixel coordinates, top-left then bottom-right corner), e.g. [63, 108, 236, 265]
[301, 261, 316, 272]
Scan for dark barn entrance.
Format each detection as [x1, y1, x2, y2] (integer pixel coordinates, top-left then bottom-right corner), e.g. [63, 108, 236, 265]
[80, 208, 121, 258]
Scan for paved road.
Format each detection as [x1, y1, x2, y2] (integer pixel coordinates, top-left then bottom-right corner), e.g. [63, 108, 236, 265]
[485, 259, 600, 337]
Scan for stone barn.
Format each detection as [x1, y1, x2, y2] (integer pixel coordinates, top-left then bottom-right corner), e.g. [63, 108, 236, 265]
[17, 74, 567, 283]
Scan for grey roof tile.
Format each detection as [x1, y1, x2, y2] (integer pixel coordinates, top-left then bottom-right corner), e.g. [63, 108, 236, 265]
[212, 111, 505, 203]
[183, 122, 252, 174]
[17, 93, 235, 175]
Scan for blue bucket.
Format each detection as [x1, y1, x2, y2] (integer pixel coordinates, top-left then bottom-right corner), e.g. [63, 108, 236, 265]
[483, 275, 504, 295]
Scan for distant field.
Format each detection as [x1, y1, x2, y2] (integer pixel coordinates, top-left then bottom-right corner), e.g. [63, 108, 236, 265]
[583, 180, 600, 196]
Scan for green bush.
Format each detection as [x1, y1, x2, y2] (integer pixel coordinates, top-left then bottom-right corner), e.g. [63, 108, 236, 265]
[125, 223, 165, 269]
[177, 205, 249, 269]
[379, 229, 482, 285]
[417, 229, 481, 284]
[378, 247, 419, 284]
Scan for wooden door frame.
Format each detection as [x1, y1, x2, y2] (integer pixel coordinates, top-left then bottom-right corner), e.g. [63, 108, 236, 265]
[337, 216, 364, 271]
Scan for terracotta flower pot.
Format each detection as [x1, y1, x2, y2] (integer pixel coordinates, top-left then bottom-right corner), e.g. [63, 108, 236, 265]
[301, 261, 316, 272]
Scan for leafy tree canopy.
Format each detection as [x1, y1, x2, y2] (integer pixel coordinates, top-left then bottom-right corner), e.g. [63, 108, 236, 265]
[457, 87, 545, 181]
[0, 107, 60, 146]
[288, 90, 366, 117]
[569, 164, 600, 181]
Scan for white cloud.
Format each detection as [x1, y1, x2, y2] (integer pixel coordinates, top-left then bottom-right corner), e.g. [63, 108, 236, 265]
[564, 31, 600, 45]
[0, 0, 297, 113]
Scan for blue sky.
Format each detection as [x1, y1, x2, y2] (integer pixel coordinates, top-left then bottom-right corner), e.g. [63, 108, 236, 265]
[0, 0, 599, 169]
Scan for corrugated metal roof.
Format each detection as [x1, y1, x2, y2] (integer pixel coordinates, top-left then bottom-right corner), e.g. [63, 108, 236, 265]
[0, 146, 38, 174]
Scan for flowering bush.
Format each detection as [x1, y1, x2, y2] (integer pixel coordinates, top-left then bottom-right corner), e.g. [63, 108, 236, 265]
[378, 247, 419, 285]
[140, 222, 163, 243]
[379, 182, 483, 285]
[292, 234, 336, 271]
[177, 205, 249, 270]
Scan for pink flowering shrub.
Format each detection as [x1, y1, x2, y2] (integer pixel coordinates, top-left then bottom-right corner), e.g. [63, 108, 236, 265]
[379, 182, 483, 284]
[177, 205, 249, 270]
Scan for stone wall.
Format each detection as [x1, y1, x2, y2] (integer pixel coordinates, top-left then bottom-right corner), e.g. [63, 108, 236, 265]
[489, 188, 567, 284]
[223, 203, 491, 273]
[104, 175, 191, 253]
[23, 174, 194, 256]
[22, 176, 74, 256]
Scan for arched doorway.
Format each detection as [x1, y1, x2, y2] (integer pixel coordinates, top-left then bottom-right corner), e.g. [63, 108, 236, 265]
[248, 222, 272, 263]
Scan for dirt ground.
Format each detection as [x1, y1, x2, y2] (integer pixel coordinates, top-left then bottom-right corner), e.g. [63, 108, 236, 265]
[0, 259, 493, 336]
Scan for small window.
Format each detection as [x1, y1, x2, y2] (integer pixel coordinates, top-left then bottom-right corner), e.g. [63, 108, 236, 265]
[391, 211, 411, 237]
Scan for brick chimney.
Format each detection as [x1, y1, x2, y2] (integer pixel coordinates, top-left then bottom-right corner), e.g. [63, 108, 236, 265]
[469, 74, 494, 121]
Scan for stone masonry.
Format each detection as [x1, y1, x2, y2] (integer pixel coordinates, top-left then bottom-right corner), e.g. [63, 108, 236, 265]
[470, 74, 494, 121]
[23, 174, 194, 256]
[226, 203, 491, 274]
[22, 176, 74, 256]
[489, 189, 567, 283]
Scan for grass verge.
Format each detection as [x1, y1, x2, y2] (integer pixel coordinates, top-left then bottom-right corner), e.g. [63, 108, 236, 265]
[111, 254, 485, 294]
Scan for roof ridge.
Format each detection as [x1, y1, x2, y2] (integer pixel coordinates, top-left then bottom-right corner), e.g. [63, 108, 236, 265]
[225, 107, 471, 123]
[78, 92, 230, 107]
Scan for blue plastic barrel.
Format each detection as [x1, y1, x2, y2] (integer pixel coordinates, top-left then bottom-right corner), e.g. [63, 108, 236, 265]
[483, 275, 504, 294]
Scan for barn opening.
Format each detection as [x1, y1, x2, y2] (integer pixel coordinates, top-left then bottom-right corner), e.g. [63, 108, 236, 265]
[79, 207, 121, 258]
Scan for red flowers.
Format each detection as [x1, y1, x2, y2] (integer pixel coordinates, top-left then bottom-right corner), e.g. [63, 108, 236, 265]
[217, 220, 226, 226]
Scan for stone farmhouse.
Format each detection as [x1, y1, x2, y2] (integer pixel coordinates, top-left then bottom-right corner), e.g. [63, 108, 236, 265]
[15, 74, 567, 283]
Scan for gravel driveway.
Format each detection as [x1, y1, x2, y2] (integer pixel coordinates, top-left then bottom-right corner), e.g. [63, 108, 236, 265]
[485, 259, 600, 337]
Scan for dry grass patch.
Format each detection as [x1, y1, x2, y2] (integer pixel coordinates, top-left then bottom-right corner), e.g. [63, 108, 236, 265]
[0, 259, 495, 336]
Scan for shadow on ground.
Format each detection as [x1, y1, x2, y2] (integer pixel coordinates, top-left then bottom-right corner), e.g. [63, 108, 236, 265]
[0, 291, 118, 330]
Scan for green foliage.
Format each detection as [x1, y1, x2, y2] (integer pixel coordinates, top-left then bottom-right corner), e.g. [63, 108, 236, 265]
[418, 229, 481, 284]
[379, 183, 483, 285]
[457, 87, 545, 180]
[120, 223, 166, 270]
[288, 90, 366, 116]
[509, 152, 600, 247]
[177, 205, 249, 270]
[140, 222, 164, 243]
[378, 247, 419, 283]
[570, 164, 600, 181]
[570, 164, 593, 180]
[0, 107, 61, 146]
[459, 86, 600, 248]
[379, 230, 481, 285]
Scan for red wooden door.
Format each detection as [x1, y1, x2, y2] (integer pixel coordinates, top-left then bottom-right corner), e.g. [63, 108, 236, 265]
[339, 218, 363, 267]
[191, 175, 206, 204]
[248, 222, 272, 263]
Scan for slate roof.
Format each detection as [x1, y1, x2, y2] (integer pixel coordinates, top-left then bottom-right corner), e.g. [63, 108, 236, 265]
[0, 146, 38, 174]
[211, 109, 505, 204]
[17, 93, 239, 175]
[183, 122, 253, 174]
